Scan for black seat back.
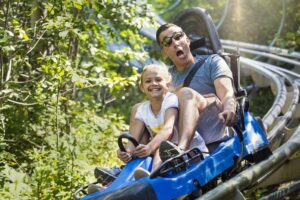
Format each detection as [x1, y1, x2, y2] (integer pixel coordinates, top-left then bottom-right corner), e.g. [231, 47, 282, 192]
[173, 7, 223, 55]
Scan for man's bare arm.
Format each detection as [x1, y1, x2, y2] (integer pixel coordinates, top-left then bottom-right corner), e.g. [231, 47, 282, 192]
[214, 77, 236, 126]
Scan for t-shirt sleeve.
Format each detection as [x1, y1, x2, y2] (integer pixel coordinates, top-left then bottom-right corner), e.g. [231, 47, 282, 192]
[163, 93, 179, 110]
[135, 103, 144, 121]
[210, 55, 233, 81]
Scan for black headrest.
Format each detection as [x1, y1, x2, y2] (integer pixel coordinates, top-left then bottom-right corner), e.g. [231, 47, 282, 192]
[174, 7, 223, 55]
[189, 37, 205, 51]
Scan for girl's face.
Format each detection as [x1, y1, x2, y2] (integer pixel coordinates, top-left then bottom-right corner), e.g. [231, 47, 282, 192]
[140, 67, 170, 99]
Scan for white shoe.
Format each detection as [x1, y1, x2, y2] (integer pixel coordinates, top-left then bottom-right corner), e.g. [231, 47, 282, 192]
[133, 167, 150, 180]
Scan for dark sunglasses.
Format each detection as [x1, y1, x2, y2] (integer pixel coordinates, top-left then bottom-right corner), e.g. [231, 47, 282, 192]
[161, 31, 184, 47]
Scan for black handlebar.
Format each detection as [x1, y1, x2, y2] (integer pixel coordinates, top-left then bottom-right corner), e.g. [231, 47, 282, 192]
[118, 132, 139, 152]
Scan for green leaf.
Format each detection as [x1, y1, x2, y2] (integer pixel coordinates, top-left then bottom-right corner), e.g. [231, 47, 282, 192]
[11, 19, 19, 26]
[59, 30, 69, 39]
[22, 32, 29, 41]
[0, 36, 8, 44]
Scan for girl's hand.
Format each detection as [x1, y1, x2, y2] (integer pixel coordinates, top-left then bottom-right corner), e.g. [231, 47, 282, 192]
[117, 149, 132, 163]
[133, 144, 152, 158]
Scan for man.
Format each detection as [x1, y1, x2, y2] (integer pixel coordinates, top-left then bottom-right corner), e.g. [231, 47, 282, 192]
[156, 23, 236, 156]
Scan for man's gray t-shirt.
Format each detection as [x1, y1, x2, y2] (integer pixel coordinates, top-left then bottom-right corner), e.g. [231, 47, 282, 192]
[170, 54, 233, 144]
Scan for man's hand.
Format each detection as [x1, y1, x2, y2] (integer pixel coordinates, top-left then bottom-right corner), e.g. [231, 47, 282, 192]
[133, 144, 152, 158]
[219, 109, 236, 126]
[117, 149, 132, 163]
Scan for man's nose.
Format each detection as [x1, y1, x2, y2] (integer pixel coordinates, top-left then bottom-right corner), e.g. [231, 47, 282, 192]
[172, 38, 180, 46]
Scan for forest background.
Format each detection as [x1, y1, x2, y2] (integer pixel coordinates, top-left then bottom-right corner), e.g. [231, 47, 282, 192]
[0, 0, 299, 199]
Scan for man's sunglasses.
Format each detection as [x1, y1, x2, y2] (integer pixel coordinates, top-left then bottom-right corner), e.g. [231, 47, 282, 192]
[161, 31, 184, 47]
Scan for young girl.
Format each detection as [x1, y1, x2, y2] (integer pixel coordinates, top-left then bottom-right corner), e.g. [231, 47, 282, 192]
[118, 64, 208, 178]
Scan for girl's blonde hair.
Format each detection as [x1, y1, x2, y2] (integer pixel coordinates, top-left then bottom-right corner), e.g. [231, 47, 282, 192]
[140, 64, 172, 85]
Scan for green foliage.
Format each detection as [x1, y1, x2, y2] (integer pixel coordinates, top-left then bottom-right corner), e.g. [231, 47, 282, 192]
[276, 0, 300, 51]
[0, 0, 153, 199]
[1, 0, 299, 199]
[0, 165, 31, 199]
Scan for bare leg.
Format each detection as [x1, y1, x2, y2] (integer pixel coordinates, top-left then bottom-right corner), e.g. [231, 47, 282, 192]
[151, 149, 161, 172]
[176, 88, 208, 150]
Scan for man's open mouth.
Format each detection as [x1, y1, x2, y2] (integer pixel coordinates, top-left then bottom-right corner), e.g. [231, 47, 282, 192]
[176, 50, 184, 57]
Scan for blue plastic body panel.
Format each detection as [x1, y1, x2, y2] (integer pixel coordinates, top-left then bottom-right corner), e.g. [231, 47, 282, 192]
[79, 112, 269, 200]
[80, 157, 152, 200]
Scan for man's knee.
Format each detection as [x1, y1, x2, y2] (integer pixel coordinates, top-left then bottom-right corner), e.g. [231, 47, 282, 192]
[176, 87, 199, 100]
[176, 87, 207, 110]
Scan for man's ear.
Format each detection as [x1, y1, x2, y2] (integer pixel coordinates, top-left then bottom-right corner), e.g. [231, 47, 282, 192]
[161, 48, 167, 58]
[186, 36, 191, 46]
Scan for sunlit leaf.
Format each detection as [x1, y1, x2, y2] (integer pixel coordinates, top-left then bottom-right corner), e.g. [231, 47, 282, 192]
[59, 30, 69, 38]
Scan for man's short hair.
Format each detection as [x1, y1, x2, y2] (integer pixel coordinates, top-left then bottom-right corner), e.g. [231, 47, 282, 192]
[156, 23, 180, 46]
